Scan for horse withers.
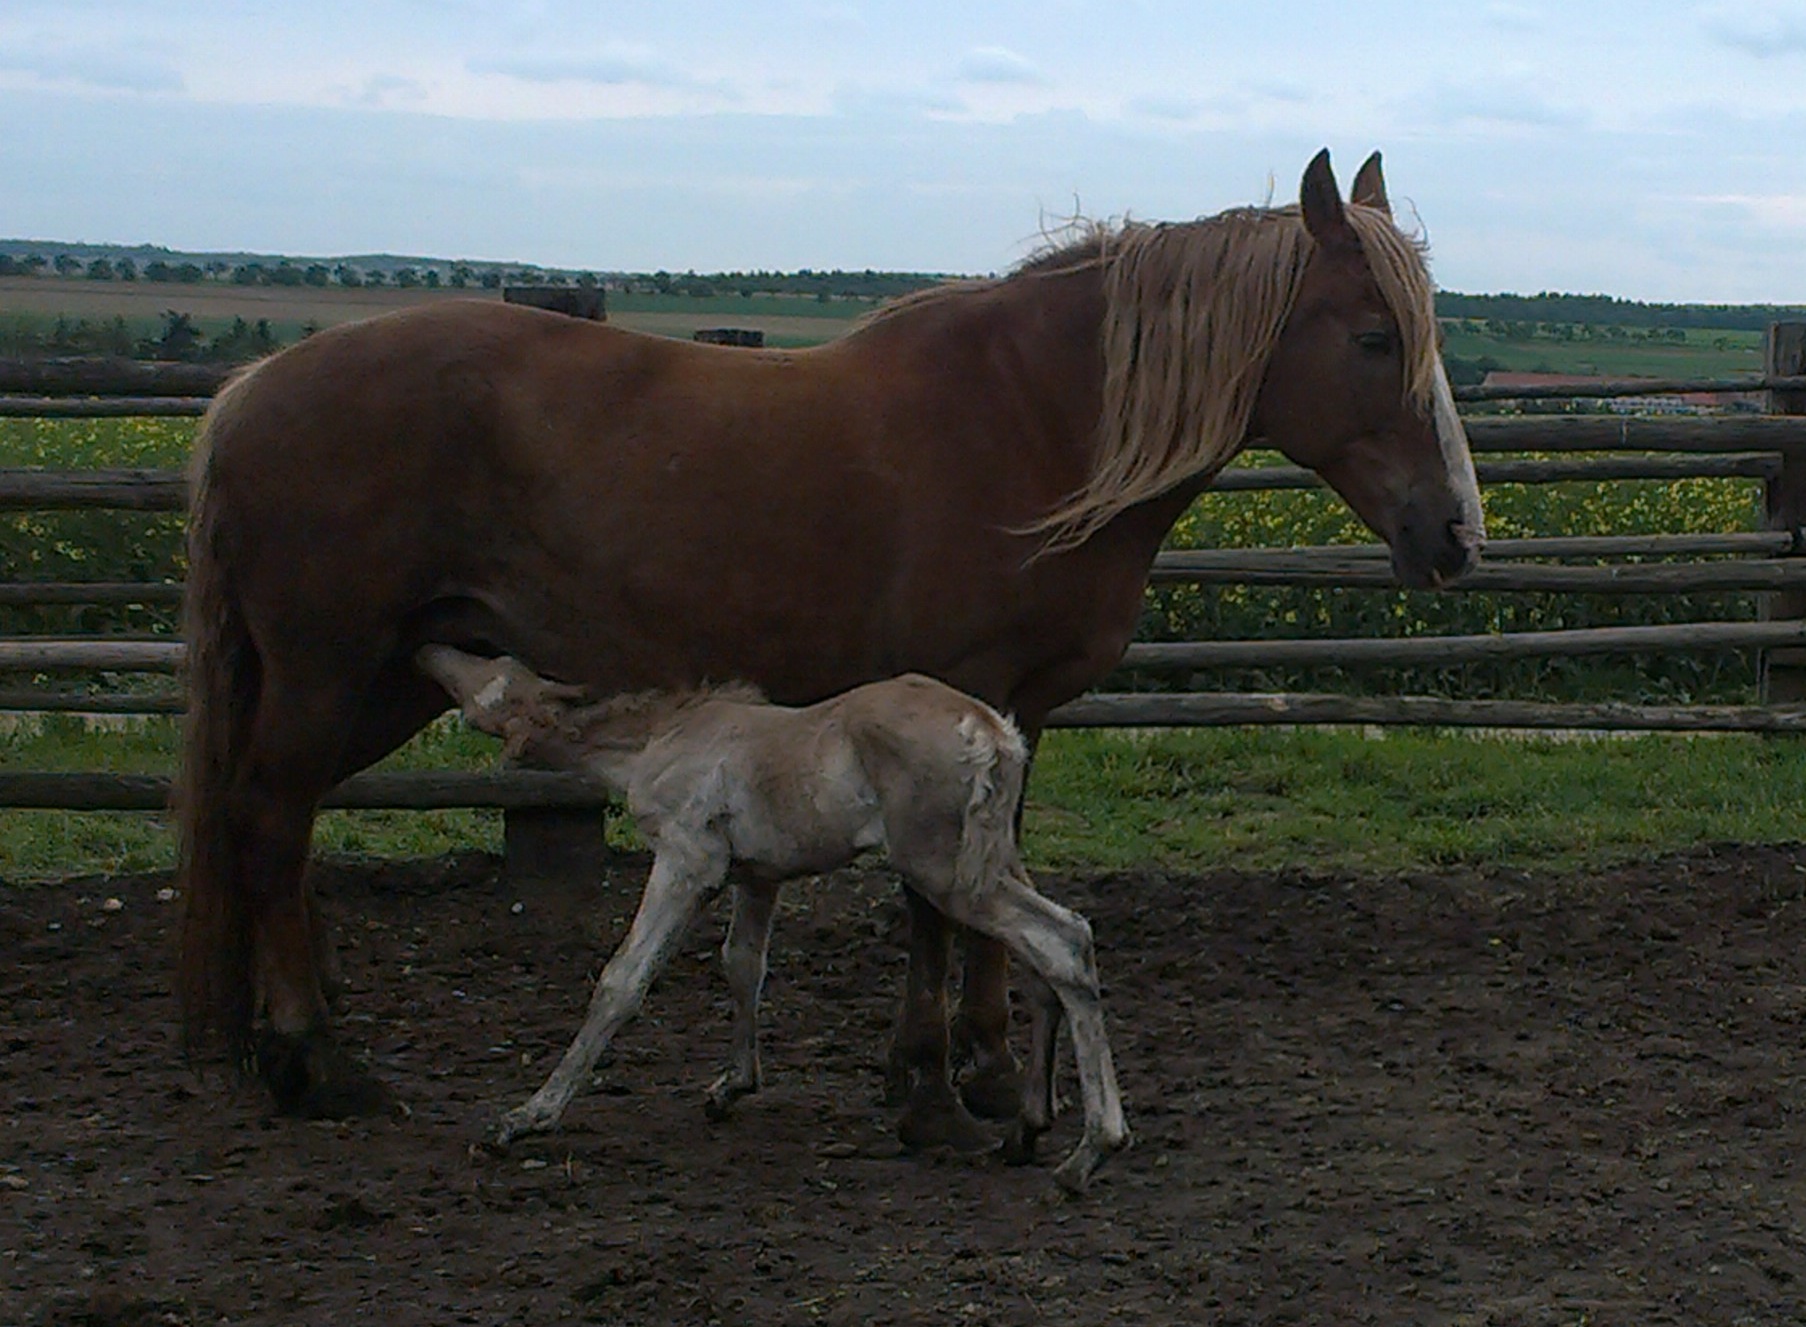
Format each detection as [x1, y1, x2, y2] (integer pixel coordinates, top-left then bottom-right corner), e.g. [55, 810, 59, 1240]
[177, 149, 1482, 1139]
[417, 645, 1128, 1192]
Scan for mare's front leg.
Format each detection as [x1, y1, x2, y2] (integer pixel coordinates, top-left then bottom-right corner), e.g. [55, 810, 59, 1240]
[704, 876, 780, 1120]
[890, 889, 992, 1154]
[494, 834, 729, 1146]
[999, 965, 1063, 1167]
[941, 867, 1129, 1193]
[954, 933, 1024, 1120]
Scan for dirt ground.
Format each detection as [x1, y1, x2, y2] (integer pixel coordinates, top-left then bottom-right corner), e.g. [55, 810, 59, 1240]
[4, 843, 1806, 1326]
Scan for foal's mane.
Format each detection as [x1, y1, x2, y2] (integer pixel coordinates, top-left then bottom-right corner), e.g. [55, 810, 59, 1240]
[858, 201, 1440, 553]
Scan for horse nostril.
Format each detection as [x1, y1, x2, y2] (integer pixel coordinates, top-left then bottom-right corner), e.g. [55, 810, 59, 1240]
[1448, 518, 1486, 552]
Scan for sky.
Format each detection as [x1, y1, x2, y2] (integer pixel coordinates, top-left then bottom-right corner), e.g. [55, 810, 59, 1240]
[2, 1, 1805, 302]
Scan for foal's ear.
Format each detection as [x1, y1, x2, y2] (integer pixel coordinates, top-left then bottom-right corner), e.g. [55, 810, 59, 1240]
[1350, 151, 1390, 215]
[1300, 148, 1358, 252]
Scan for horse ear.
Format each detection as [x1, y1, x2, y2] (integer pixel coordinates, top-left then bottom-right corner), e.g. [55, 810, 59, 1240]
[1300, 148, 1357, 251]
[1350, 151, 1390, 215]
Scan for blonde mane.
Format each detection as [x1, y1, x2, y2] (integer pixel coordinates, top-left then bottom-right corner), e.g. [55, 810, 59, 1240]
[1023, 201, 1440, 552]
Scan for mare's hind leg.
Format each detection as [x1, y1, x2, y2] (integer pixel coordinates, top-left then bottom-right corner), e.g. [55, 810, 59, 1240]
[890, 889, 992, 1155]
[257, 657, 449, 1113]
[704, 876, 779, 1121]
[236, 677, 395, 1118]
[310, 661, 456, 1009]
[494, 833, 729, 1146]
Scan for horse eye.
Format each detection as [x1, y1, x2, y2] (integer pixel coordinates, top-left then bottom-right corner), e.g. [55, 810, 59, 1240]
[1355, 330, 1394, 354]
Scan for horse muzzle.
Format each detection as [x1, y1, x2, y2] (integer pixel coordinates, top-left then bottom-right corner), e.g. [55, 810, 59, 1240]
[1390, 514, 1485, 591]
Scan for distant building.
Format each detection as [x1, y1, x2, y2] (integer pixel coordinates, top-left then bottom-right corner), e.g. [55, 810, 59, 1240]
[1479, 371, 1761, 414]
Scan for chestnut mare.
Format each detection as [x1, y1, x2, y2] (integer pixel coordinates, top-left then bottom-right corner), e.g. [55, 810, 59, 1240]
[177, 150, 1483, 1144]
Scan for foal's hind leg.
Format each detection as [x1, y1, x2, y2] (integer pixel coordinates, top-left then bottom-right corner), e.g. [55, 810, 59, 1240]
[705, 876, 780, 1121]
[933, 867, 1128, 1193]
[494, 834, 729, 1146]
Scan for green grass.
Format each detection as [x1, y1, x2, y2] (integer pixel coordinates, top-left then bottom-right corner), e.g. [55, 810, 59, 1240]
[1441, 324, 1764, 378]
[4, 718, 1801, 881]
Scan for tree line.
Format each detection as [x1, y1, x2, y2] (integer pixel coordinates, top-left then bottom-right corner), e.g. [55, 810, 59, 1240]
[0, 311, 286, 363]
[0, 250, 946, 301]
[1434, 291, 1806, 333]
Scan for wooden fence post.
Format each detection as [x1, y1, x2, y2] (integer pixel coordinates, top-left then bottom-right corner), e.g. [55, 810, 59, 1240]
[1762, 322, 1806, 704]
[504, 805, 612, 885]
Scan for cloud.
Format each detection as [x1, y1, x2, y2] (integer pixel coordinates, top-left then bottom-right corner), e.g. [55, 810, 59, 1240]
[0, 46, 184, 94]
[470, 48, 729, 95]
[353, 74, 428, 108]
[1483, 3, 1542, 31]
[954, 46, 1045, 87]
[1689, 192, 1806, 230]
[1126, 94, 1203, 123]
[1703, 6, 1806, 58]
[1410, 79, 1585, 132]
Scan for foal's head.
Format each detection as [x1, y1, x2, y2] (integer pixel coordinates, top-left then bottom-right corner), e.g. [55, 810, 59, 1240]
[1252, 150, 1483, 589]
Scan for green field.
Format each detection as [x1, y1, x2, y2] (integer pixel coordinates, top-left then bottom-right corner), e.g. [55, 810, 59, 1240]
[1442, 322, 1765, 379]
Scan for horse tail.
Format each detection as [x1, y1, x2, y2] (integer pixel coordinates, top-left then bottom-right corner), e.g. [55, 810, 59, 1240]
[952, 704, 1032, 896]
[175, 373, 262, 1066]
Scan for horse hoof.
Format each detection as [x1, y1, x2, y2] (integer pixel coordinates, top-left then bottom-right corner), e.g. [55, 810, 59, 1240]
[896, 1088, 993, 1155]
[959, 1060, 1025, 1122]
[256, 1029, 394, 1120]
[998, 1121, 1041, 1167]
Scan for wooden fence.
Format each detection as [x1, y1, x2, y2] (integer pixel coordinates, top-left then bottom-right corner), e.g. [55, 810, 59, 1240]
[4, 330, 1806, 821]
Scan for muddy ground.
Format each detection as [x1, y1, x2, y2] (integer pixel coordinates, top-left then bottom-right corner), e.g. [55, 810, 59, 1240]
[4, 843, 1805, 1325]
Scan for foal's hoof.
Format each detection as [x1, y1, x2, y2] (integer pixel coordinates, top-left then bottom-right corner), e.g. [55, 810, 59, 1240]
[959, 1059, 1026, 1122]
[896, 1085, 993, 1155]
[256, 1030, 395, 1120]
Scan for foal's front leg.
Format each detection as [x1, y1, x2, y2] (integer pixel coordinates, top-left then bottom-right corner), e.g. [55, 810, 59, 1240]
[704, 876, 780, 1121]
[493, 835, 729, 1146]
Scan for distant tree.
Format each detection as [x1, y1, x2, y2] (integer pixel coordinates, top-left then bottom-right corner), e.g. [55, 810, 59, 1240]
[423, 268, 441, 289]
[364, 269, 388, 287]
[334, 263, 363, 287]
[143, 260, 174, 282]
[151, 310, 203, 361]
[54, 254, 84, 277]
[116, 257, 138, 282]
[449, 263, 473, 289]
[303, 263, 331, 287]
[173, 263, 204, 283]
[269, 262, 305, 287]
[393, 267, 420, 288]
[231, 263, 265, 285]
[479, 270, 502, 289]
[87, 258, 116, 281]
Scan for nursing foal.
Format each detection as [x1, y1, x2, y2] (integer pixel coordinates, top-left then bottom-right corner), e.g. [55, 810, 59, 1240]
[416, 645, 1128, 1192]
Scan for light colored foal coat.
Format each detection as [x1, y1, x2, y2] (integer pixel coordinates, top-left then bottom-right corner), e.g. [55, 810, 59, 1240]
[416, 645, 1129, 1192]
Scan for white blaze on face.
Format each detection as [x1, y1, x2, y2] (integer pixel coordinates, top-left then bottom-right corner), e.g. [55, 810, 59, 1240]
[1432, 359, 1486, 545]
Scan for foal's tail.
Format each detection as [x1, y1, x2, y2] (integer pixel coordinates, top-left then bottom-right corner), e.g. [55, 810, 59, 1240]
[175, 381, 262, 1066]
[953, 706, 1032, 894]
